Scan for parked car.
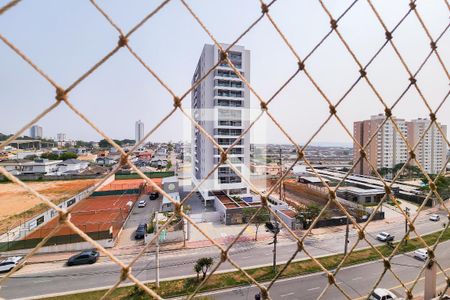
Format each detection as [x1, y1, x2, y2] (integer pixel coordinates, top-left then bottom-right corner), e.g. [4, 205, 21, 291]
[0, 256, 23, 273]
[369, 288, 399, 300]
[149, 192, 159, 200]
[413, 248, 428, 261]
[67, 250, 99, 266]
[135, 224, 147, 239]
[376, 232, 394, 242]
[431, 294, 450, 300]
[138, 200, 146, 208]
[429, 214, 440, 222]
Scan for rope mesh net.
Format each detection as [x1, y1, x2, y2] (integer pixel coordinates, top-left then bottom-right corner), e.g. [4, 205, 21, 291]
[0, 0, 449, 299]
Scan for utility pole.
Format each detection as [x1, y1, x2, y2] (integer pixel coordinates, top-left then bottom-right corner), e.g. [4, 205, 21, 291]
[344, 216, 349, 256]
[279, 147, 283, 202]
[404, 207, 410, 245]
[424, 260, 437, 300]
[273, 219, 278, 273]
[155, 211, 160, 288]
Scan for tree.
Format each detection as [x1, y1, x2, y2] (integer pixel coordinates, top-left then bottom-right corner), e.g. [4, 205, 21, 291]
[242, 207, 270, 241]
[377, 167, 392, 177]
[194, 257, 214, 280]
[194, 262, 202, 281]
[421, 175, 450, 200]
[98, 139, 122, 148]
[59, 152, 77, 160]
[41, 152, 59, 160]
[166, 160, 172, 170]
[295, 204, 321, 229]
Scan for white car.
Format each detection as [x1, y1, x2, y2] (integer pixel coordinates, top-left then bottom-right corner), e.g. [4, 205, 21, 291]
[429, 214, 440, 222]
[376, 232, 394, 242]
[0, 256, 23, 273]
[413, 248, 428, 261]
[369, 288, 399, 300]
[137, 200, 146, 208]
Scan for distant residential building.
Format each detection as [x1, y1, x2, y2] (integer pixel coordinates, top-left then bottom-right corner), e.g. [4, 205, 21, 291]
[30, 125, 43, 139]
[57, 159, 89, 174]
[96, 157, 116, 166]
[191, 43, 251, 204]
[251, 163, 280, 176]
[135, 120, 144, 144]
[57, 133, 66, 142]
[407, 118, 447, 175]
[353, 114, 408, 175]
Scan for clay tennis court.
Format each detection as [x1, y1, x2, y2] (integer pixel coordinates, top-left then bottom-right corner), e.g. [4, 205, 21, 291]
[24, 178, 163, 240]
[26, 193, 140, 239]
[99, 178, 162, 193]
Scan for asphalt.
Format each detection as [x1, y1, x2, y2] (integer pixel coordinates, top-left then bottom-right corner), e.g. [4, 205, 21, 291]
[201, 240, 450, 300]
[0, 209, 447, 299]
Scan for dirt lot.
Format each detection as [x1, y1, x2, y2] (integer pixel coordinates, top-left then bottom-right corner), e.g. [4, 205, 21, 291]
[253, 178, 360, 218]
[0, 179, 99, 232]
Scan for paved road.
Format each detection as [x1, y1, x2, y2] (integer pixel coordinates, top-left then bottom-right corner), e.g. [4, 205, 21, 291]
[115, 194, 162, 248]
[0, 210, 447, 299]
[202, 240, 450, 300]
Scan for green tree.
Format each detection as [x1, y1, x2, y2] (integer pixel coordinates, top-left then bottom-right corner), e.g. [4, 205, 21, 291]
[166, 160, 172, 170]
[98, 139, 122, 148]
[377, 167, 392, 177]
[41, 152, 59, 160]
[59, 152, 77, 160]
[242, 207, 270, 241]
[194, 262, 202, 281]
[295, 204, 321, 229]
[421, 175, 450, 200]
[194, 257, 214, 280]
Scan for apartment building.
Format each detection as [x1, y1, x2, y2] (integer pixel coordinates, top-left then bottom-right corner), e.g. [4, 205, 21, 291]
[191, 43, 251, 204]
[30, 125, 43, 139]
[407, 118, 447, 175]
[135, 120, 144, 144]
[353, 114, 408, 175]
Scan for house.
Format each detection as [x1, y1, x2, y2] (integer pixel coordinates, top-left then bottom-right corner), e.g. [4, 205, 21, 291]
[57, 159, 89, 174]
[0, 159, 61, 175]
[96, 157, 117, 166]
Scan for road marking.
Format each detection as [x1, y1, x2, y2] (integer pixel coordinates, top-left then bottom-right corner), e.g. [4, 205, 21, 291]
[352, 276, 363, 281]
[307, 287, 321, 291]
[241, 256, 251, 259]
[33, 279, 52, 283]
[281, 292, 295, 297]
[354, 266, 450, 300]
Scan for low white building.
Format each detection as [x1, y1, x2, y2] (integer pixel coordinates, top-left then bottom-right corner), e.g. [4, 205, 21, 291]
[0, 159, 61, 175]
[57, 159, 89, 174]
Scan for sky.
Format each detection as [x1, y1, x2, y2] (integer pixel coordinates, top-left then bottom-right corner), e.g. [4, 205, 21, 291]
[0, 0, 448, 146]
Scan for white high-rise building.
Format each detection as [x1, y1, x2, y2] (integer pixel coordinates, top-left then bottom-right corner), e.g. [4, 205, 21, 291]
[30, 125, 43, 139]
[407, 118, 447, 175]
[135, 120, 144, 144]
[57, 133, 66, 142]
[191, 44, 251, 204]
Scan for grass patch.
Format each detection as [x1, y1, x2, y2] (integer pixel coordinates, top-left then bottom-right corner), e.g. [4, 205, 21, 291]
[41, 228, 450, 300]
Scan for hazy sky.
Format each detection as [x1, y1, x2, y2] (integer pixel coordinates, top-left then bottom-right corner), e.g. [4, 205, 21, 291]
[0, 0, 448, 145]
